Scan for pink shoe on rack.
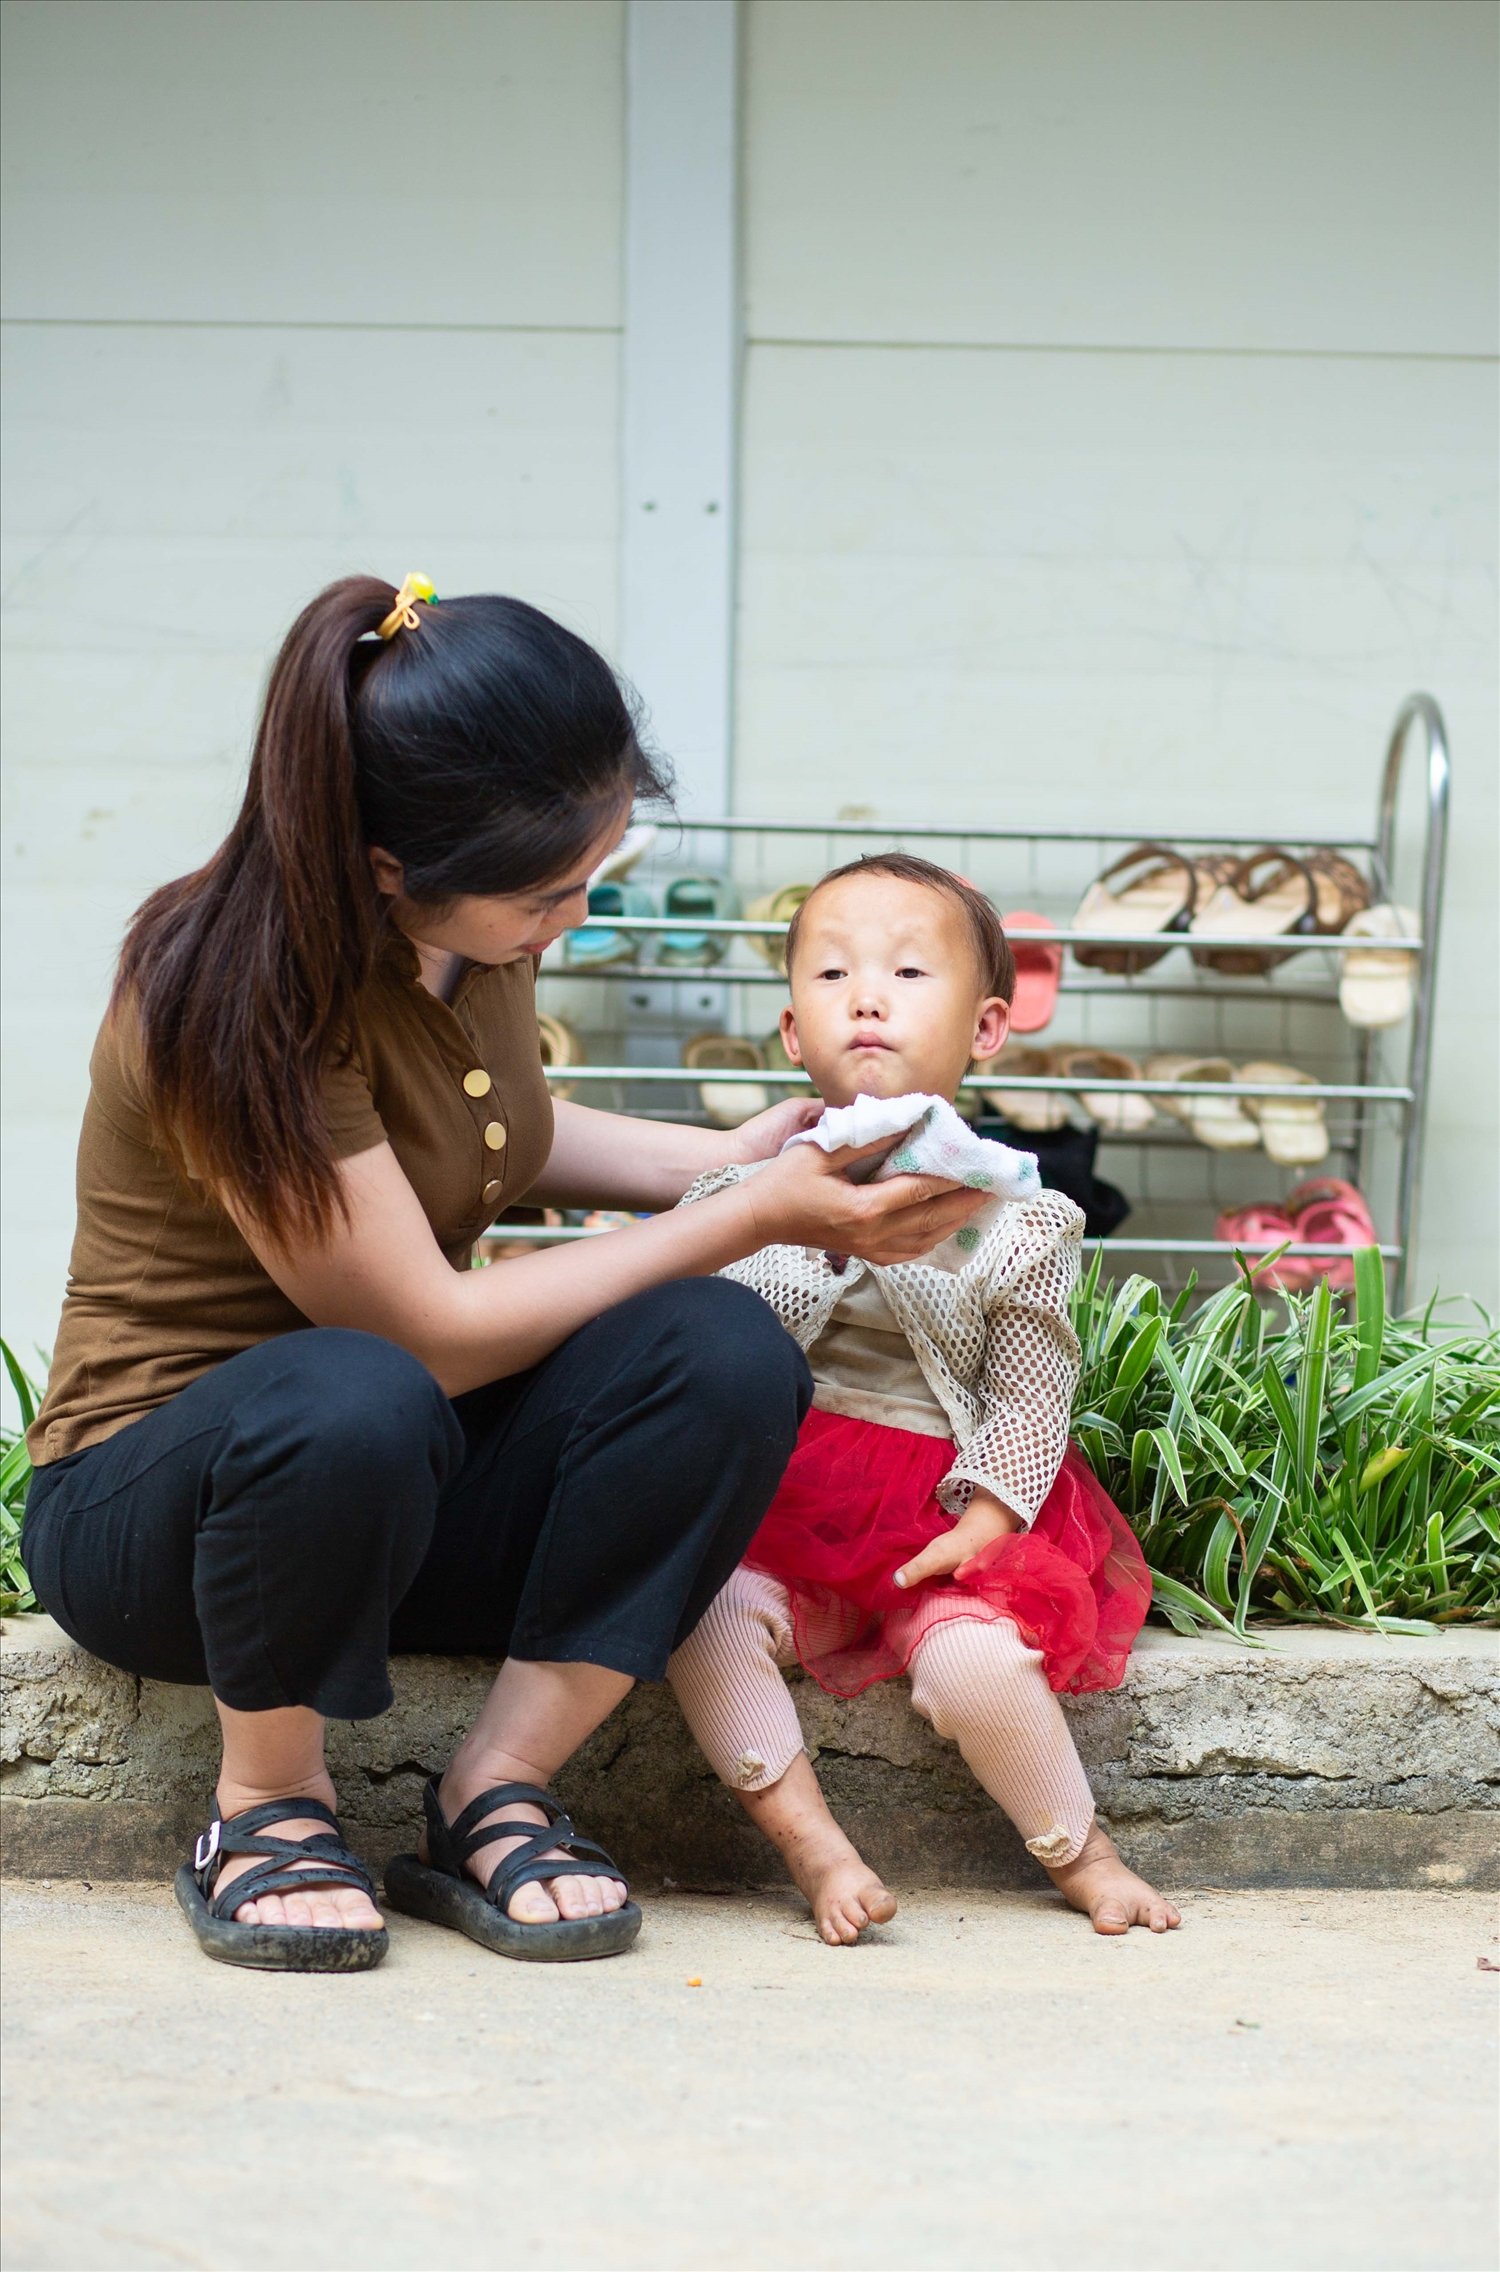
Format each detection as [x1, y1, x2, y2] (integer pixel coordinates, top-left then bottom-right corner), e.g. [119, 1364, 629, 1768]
[1285, 1178, 1378, 1290]
[1215, 1202, 1306, 1290]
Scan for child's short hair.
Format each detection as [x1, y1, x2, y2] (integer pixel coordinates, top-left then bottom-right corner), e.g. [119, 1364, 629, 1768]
[784, 852, 1016, 1003]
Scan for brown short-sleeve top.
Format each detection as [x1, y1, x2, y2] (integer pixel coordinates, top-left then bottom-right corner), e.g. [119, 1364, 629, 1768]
[28, 930, 554, 1465]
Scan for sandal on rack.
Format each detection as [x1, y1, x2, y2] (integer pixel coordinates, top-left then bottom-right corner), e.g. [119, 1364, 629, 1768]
[968, 1044, 1071, 1131]
[537, 1012, 581, 1102]
[1214, 1203, 1306, 1291]
[1189, 849, 1321, 975]
[658, 875, 738, 967]
[1285, 1176, 1377, 1290]
[1070, 845, 1198, 975]
[1305, 850, 1371, 936]
[1001, 910, 1063, 1033]
[174, 1798, 389, 1973]
[745, 885, 812, 973]
[1051, 1048, 1156, 1135]
[683, 1032, 770, 1126]
[1339, 905, 1421, 1028]
[563, 882, 654, 970]
[1232, 1060, 1330, 1167]
[1145, 1054, 1261, 1150]
[384, 1778, 642, 1962]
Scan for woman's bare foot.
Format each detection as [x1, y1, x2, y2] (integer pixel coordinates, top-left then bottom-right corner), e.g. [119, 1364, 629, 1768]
[739, 1752, 896, 1945]
[425, 1748, 629, 1927]
[1045, 1821, 1181, 1935]
[213, 1769, 384, 1933]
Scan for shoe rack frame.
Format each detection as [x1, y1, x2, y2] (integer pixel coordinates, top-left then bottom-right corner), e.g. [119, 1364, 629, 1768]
[517, 695, 1448, 1307]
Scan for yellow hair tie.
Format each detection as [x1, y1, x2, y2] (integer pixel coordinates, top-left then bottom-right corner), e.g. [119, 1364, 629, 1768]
[377, 572, 437, 640]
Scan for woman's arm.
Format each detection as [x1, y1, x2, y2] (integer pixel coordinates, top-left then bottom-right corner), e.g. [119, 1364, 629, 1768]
[226, 1134, 990, 1400]
[528, 1095, 822, 1212]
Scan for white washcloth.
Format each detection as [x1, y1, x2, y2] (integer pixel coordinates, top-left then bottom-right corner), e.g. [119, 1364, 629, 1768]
[783, 1092, 1041, 1268]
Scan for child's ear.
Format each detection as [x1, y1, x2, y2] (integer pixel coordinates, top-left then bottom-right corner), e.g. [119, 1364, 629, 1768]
[972, 997, 1010, 1062]
[779, 1005, 804, 1066]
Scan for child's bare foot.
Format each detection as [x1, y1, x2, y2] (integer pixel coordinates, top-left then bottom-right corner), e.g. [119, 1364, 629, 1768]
[739, 1751, 896, 1945]
[1045, 1821, 1181, 1935]
[790, 1837, 898, 1947]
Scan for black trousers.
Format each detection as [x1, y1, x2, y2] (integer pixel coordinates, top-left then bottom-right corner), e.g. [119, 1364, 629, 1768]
[23, 1280, 811, 1720]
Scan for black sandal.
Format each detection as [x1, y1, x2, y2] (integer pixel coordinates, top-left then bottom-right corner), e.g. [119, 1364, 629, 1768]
[173, 1797, 389, 1972]
[383, 1778, 642, 1962]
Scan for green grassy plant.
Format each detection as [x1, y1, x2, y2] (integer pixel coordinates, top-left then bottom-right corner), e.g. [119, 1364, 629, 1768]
[1, 1340, 40, 1615]
[1070, 1249, 1500, 1637]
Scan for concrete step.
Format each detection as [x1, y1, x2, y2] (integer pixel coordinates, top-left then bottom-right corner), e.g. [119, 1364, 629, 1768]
[2, 1615, 1496, 1890]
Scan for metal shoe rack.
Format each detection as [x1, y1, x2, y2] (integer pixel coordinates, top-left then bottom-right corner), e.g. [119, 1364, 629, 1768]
[515, 696, 1448, 1304]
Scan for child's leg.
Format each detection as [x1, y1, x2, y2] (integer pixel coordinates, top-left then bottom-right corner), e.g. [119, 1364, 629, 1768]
[668, 1567, 897, 1945]
[907, 1616, 1180, 1935]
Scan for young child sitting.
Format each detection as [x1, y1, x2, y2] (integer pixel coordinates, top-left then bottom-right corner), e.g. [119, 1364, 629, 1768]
[668, 853, 1181, 1945]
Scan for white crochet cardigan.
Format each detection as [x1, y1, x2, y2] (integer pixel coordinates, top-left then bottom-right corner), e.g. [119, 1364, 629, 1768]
[680, 1166, 1084, 1524]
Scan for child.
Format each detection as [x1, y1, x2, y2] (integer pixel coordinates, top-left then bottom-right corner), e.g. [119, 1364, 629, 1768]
[667, 853, 1180, 1945]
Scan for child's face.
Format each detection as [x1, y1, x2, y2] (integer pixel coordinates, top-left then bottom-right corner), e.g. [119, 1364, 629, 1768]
[781, 874, 1010, 1108]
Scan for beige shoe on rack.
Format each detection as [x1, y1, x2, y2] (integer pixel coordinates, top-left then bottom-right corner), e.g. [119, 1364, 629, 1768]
[1338, 905, 1420, 1028]
[1052, 1048, 1157, 1135]
[682, 1033, 770, 1127]
[536, 1012, 581, 1102]
[968, 1045, 1071, 1131]
[1232, 1061, 1330, 1168]
[1144, 1053, 1261, 1150]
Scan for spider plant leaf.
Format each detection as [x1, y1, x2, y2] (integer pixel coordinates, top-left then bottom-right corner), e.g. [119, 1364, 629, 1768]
[1150, 1425, 1190, 1507]
[1352, 1247, 1387, 1393]
[1203, 1510, 1238, 1609]
[0, 1340, 38, 1435]
[1147, 1567, 1256, 1642]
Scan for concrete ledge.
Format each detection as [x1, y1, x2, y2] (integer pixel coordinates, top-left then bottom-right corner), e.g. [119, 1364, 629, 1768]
[2, 1616, 1496, 1889]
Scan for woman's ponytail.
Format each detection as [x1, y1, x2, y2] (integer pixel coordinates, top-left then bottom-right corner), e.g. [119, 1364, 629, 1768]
[114, 573, 665, 1246]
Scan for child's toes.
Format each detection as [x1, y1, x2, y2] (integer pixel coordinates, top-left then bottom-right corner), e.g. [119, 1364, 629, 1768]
[1092, 1901, 1131, 1935]
[865, 1883, 898, 1925]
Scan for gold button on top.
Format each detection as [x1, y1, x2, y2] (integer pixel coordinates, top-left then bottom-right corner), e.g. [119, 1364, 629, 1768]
[463, 1067, 492, 1098]
[482, 1178, 503, 1204]
[483, 1121, 507, 1151]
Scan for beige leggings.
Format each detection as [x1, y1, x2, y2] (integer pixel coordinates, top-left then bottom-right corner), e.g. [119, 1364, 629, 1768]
[668, 1564, 1096, 1866]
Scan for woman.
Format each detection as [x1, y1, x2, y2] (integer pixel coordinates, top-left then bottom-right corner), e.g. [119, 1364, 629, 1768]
[22, 574, 986, 1973]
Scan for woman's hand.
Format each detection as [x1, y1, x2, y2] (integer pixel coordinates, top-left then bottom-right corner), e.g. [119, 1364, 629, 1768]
[893, 1488, 1023, 1591]
[740, 1136, 989, 1265]
[724, 1095, 824, 1163]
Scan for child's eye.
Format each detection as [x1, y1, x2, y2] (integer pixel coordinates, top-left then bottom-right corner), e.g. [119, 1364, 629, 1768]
[895, 965, 928, 979]
[817, 965, 847, 980]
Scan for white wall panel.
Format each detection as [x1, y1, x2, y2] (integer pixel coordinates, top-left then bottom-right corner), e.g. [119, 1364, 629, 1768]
[1, 0, 624, 327]
[745, 0, 1498, 354]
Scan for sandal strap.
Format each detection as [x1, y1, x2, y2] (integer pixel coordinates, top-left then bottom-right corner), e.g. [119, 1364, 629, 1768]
[191, 1800, 378, 1920]
[419, 1777, 628, 1910]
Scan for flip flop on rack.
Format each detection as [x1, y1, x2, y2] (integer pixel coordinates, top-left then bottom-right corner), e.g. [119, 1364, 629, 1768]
[1070, 846, 1198, 975]
[1188, 849, 1322, 975]
[1232, 1061, 1330, 1168]
[682, 1032, 770, 1127]
[1051, 1048, 1157, 1135]
[1339, 905, 1421, 1028]
[1144, 1054, 1261, 1150]
[1001, 910, 1063, 1033]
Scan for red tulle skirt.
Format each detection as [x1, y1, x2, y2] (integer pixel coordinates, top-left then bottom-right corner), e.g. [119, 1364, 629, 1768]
[743, 1408, 1151, 1699]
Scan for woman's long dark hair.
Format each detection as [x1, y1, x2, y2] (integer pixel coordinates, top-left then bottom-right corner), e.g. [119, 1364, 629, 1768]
[114, 575, 667, 1244]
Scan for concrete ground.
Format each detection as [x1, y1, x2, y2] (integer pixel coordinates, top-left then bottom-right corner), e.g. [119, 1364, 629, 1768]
[1, 1883, 1494, 2272]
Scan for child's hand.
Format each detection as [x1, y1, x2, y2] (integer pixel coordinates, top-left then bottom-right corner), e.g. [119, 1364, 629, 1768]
[893, 1489, 1023, 1591]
